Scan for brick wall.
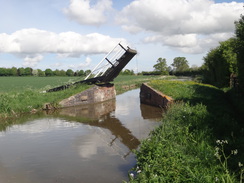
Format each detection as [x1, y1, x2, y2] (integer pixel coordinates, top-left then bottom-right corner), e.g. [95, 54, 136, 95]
[140, 83, 173, 108]
[59, 83, 116, 108]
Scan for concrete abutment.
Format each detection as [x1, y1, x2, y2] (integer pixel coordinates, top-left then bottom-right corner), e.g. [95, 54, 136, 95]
[59, 83, 116, 108]
[140, 83, 173, 108]
[43, 82, 173, 110]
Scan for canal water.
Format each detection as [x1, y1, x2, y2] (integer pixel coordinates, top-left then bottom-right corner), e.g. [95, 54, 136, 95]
[0, 89, 162, 183]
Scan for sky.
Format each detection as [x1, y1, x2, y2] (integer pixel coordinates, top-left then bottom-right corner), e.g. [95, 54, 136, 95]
[0, 0, 243, 72]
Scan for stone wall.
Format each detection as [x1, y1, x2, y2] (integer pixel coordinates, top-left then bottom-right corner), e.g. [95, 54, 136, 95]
[140, 83, 173, 108]
[58, 83, 116, 108]
[57, 99, 116, 120]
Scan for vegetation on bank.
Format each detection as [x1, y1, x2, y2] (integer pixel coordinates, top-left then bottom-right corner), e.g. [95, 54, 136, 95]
[0, 83, 91, 118]
[0, 75, 171, 120]
[114, 75, 176, 94]
[128, 80, 244, 183]
[0, 76, 90, 119]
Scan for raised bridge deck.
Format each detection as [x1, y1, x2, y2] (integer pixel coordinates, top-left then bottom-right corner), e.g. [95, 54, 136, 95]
[47, 43, 137, 92]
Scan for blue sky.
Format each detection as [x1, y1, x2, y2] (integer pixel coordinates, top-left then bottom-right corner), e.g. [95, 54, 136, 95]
[0, 0, 243, 72]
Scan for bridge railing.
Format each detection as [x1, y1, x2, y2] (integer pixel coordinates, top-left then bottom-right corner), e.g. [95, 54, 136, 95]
[84, 43, 127, 81]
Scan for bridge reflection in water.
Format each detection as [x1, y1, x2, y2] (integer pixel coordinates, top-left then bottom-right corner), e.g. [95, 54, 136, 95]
[52, 95, 162, 158]
[55, 99, 139, 158]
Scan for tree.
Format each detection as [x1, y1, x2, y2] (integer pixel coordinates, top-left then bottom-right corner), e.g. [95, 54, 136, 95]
[32, 69, 38, 76]
[0, 68, 8, 76]
[235, 15, 244, 92]
[53, 69, 61, 76]
[38, 69, 45, 76]
[60, 70, 66, 76]
[66, 69, 74, 76]
[153, 58, 169, 75]
[220, 38, 237, 74]
[18, 67, 25, 76]
[171, 57, 189, 73]
[202, 38, 237, 87]
[84, 70, 91, 76]
[77, 70, 85, 76]
[24, 67, 33, 76]
[9, 67, 18, 76]
[121, 69, 135, 75]
[45, 68, 53, 76]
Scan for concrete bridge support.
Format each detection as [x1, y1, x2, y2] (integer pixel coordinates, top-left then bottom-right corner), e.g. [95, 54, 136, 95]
[140, 83, 173, 108]
[59, 83, 116, 108]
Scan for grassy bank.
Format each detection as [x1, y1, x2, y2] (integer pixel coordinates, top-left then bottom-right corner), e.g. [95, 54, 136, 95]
[129, 80, 244, 183]
[0, 84, 91, 119]
[0, 76, 88, 120]
[114, 75, 175, 94]
[0, 75, 172, 120]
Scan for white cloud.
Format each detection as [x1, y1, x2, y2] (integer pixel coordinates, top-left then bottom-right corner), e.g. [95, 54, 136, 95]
[64, 0, 113, 26]
[0, 28, 126, 66]
[144, 32, 234, 54]
[117, 0, 243, 54]
[68, 57, 91, 69]
[22, 54, 44, 67]
[79, 57, 92, 67]
[10, 118, 80, 134]
[0, 28, 125, 55]
[145, 34, 198, 47]
[51, 62, 63, 68]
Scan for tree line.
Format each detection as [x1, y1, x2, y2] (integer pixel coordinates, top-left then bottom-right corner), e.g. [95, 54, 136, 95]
[0, 67, 137, 77]
[142, 56, 201, 76]
[0, 67, 92, 77]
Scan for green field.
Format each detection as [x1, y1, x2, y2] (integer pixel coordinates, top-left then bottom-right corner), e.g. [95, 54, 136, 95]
[0, 76, 83, 93]
[0, 75, 168, 93]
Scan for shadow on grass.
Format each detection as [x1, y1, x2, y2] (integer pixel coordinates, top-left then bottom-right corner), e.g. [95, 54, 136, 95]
[175, 83, 244, 171]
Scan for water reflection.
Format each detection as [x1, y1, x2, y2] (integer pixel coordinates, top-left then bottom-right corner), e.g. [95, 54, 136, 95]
[54, 99, 140, 153]
[0, 89, 162, 183]
[57, 99, 116, 119]
[140, 103, 163, 119]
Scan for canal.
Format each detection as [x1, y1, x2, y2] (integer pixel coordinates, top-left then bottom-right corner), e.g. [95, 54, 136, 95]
[0, 89, 162, 183]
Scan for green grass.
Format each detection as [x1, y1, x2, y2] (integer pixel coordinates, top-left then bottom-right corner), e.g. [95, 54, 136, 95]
[0, 76, 89, 119]
[0, 76, 83, 93]
[114, 75, 175, 94]
[0, 84, 91, 117]
[114, 75, 164, 83]
[128, 80, 244, 183]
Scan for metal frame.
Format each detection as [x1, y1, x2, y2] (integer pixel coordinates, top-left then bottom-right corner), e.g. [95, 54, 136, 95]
[84, 43, 127, 80]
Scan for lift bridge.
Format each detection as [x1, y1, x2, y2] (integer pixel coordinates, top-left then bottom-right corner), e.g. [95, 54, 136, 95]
[47, 43, 137, 92]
